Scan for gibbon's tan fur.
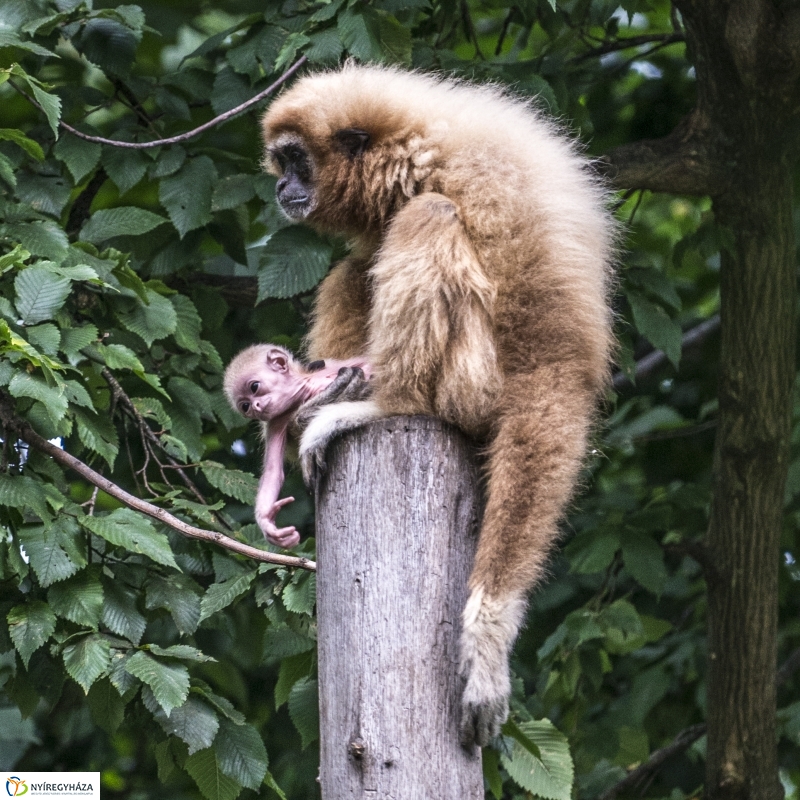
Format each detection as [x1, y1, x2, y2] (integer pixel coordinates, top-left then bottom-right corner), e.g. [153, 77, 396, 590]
[261, 63, 615, 745]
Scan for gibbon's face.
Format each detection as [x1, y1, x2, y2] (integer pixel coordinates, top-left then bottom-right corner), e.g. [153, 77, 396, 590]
[267, 129, 371, 223]
[231, 351, 303, 422]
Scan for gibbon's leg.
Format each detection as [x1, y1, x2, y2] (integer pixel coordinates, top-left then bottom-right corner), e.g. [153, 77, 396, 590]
[459, 366, 597, 746]
[305, 257, 371, 361]
[299, 192, 500, 483]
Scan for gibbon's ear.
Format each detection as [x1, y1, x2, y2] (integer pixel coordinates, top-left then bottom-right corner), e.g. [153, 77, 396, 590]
[334, 128, 370, 158]
[266, 347, 290, 372]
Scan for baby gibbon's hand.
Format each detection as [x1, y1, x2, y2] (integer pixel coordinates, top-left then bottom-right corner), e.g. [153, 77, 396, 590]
[255, 495, 299, 548]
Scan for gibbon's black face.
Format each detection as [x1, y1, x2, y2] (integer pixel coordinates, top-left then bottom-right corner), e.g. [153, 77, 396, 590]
[272, 142, 316, 221]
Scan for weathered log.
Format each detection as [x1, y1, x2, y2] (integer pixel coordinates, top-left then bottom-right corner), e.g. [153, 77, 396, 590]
[315, 416, 484, 799]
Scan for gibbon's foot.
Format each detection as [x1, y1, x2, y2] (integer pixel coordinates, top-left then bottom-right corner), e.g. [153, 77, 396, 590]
[293, 367, 372, 435]
[298, 399, 384, 488]
[458, 586, 527, 747]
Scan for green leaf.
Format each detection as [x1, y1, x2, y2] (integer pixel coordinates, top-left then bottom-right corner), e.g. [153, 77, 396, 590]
[14, 266, 71, 324]
[257, 227, 332, 301]
[262, 626, 315, 661]
[564, 530, 620, 574]
[0, 472, 51, 521]
[599, 599, 645, 655]
[102, 578, 147, 645]
[217, 718, 269, 790]
[89, 342, 143, 371]
[148, 644, 215, 662]
[0, 151, 15, 188]
[288, 677, 319, 749]
[146, 574, 202, 635]
[63, 633, 112, 693]
[621, 530, 668, 595]
[80, 207, 168, 243]
[53, 134, 102, 183]
[81, 509, 180, 569]
[29, 81, 62, 138]
[200, 461, 257, 504]
[159, 156, 218, 238]
[0, 128, 45, 160]
[337, 7, 381, 61]
[87, 678, 126, 734]
[118, 288, 178, 347]
[500, 719, 574, 800]
[125, 651, 190, 716]
[626, 291, 682, 369]
[154, 695, 220, 755]
[483, 747, 504, 800]
[305, 28, 344, 64]
[61, 324, 99, 359]
[0, 31, 56, 57]
[274, 651, 313, 709]
[211, 174, 256, 212]
[8, 372, 68, 424]
[48, 568, 104, 628]
[185, 746, 242, 800]
[102, 147, 149, 194]
[282, 573, 316, 616]
[3, 221, 69, 261]
[26, 323, 60, 356]
[171, 294, 203, 352]
[377, 12, 412, 64]
[18, 519, 83, 588]
[74, 408, 120, 468]
[7, 601, 57, 668]
[199, 572, 256, 621]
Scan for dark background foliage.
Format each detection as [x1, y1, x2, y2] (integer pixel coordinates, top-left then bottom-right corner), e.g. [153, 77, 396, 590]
[0, 1, 797, 798]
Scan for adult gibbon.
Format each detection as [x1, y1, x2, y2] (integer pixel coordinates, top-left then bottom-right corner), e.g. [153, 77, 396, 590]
[260, 63, 615, 746]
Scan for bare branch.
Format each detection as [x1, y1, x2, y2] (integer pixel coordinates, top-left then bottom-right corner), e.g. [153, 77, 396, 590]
[0, 393, 315, 572]
[601, 111, 717, 195]
[573, 32, 685, 62]
[15, 57, 307, 149]
[613, 313, 720, 390]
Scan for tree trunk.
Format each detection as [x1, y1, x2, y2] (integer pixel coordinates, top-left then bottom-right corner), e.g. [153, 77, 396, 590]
[315, 416, 484, 800]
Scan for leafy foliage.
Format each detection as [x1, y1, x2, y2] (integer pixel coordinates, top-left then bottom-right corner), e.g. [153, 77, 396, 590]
[0, 0, 797, 799]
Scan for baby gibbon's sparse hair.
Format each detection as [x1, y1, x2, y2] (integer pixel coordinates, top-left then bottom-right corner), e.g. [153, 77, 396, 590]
[261, 63, 615, 746]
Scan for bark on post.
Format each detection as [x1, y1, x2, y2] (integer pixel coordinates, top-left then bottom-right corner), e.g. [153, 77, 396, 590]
[315, 416, 484, 799]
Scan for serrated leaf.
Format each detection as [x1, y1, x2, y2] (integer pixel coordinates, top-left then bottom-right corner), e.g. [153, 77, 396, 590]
[14, 266, 71, 324]
[18, 520, 82, 588]
[288, 677, 319, 749]
[627, 291, 682, 369]
[211, 174, 255, 212]
[48, 568, 104, 628]
[53, 134, 101, 183]
[0, 472, 51, 521]
[90, 342, 143, 371]
[125, 651, 189, 716]
[621, 530, 668, 595]
[154, 695, 220, 755]
[74, 408, 120, 468]
[81, 508, 179, 569]
[8, 372, 68, 424]
[338, 7, 381, 61]
[159, 156, 218, 238]
[132, 396, 171, 430]
[0, 128, 45, 160]
[60, 324, 98, 359]
[274, 651, 313, 709]
[102, 146, 149, 194]
[80, 206, 168, 243]
[200, 461, 257, 504]
[0, 151, 15, 187]
[29, 81, 62, 138]
[564, 530, 620, 574]
[63, 633, 112, 693]
[7, 601, 57, 668]
[216, 718, 269, 790]
[500, 719, 574, 800]
[305, 28, 344, 64]
[262, 626, 315, 661]
[102, 578, 147, 645]
[145, 574, 202, 635]
[199, 572, 256, 621]
[26, 323, 60, 355]
[118, 288, 178, 347]
[256, 227, 332, 301]
[3, 221, 69, 261]
[282, 573, 316, 615]
[87, 678, 126, 734]
[377, 12, 412, 64]
[171, 294, 202, 352]
[185, 746, 242, 800]
[149, 644, 215, 662]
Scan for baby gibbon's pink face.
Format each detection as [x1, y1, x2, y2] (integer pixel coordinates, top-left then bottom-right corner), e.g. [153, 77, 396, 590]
[231, 349, 305, 422]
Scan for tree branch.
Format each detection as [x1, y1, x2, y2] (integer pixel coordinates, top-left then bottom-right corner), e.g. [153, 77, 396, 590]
[598, 645, 800, 799]
[16, 57, 307, 149]
[601, 110, 717, 195]
[573, 32, 685, 62]
[0, 393, 315, 572]
[613, 313, 720, 390]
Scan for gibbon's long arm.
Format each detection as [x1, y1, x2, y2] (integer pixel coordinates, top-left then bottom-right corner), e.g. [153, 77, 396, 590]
[255, 417, 300, 548]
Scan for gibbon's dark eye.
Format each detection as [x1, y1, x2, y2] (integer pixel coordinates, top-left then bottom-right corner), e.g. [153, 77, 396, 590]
[249, 381, 259, 394]
[240, 401, 250, 414]
[272, 151, 287, 171]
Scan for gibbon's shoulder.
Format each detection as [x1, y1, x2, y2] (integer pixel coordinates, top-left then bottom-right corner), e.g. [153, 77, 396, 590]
[262, 63, 574, 166]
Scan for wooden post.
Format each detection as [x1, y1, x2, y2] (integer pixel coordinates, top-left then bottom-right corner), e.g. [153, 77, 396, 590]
[315, 416, 484, 799]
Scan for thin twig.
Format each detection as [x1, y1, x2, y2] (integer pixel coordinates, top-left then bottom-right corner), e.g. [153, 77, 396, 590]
[495, 7, 517, 56]
[573, 32, 684, 62]
[14, 56, 307, 149]
[0, 395, 315, 571]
